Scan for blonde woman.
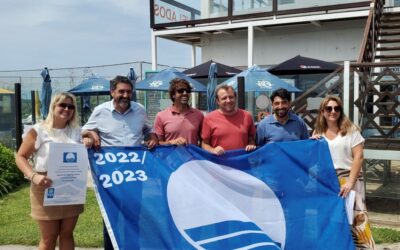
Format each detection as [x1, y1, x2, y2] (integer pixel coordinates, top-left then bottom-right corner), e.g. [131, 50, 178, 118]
[16, 92, 88, 250]
[313, 95, 375, 250]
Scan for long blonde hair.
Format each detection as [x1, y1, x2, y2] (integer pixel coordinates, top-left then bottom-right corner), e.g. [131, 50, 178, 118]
[314, 95, 357, 136]
[42, 92, 79, 131]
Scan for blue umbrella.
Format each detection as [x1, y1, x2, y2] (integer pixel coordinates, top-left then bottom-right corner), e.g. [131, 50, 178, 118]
[40, 67, 52, 119]
[67, 77, 110, 96]
[207, 62, 218, 112]
[127, 67, 138, 101]
[135, 67, 206, 92]
[221, 65, 301, 92]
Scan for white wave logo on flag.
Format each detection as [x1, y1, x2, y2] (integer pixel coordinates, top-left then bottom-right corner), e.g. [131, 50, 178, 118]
[167, 160, 286, 249]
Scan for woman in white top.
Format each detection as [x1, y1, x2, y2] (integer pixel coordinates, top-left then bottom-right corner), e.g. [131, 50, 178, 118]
[313, 95, 375, 250]
[16, 92, 89, 250]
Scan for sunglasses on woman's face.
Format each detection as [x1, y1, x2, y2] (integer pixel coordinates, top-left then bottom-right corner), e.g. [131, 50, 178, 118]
[58, 103, 75, 110]
[324, 106, 341, 113]
[176, 88, 191, 94]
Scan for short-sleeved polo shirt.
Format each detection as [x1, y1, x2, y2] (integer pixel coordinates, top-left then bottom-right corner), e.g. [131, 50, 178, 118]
[153, 106, 204, 145]
[256, 111, 309, 145]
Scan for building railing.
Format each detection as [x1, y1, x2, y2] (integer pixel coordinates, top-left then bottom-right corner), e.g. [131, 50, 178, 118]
[291, 60, 399, 200]
[358, 0, 385, 63]
[151, 0, 371, 29]
[291, 61, 399, 141]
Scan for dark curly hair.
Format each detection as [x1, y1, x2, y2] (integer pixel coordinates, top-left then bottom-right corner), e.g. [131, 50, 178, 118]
[169, 78, 192, 102]
[270, 88, 291, 103]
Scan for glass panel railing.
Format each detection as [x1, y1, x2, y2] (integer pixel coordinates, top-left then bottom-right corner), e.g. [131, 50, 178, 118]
[278, 0, 368, 11]
[153, 0, 200, 24]
[153, 0, 230, 25]
[209, 0, 229, 18]
[233, 0, 272, 15]
[152, 1, 371, 27]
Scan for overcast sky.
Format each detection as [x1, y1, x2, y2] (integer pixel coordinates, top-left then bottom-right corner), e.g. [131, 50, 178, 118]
[0, 0, 196, 71]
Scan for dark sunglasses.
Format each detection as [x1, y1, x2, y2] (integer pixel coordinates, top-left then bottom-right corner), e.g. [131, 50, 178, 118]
[324, 106, 341, 113]
[176, 88, 191, 94]
[58, 103, 75, 110]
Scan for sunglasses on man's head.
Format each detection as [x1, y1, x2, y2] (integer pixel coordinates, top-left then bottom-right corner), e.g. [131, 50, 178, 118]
[58, 103, 75, 110]
[324, 106, 341, 113]
[176, 88, 191, 94]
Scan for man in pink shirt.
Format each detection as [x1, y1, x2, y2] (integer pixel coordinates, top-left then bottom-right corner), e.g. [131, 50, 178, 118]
[154, 78, 204, 146]
[201, 85, 256, 155]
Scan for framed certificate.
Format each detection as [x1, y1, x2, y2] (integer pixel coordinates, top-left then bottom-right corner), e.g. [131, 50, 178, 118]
[44, 143, 89, 206]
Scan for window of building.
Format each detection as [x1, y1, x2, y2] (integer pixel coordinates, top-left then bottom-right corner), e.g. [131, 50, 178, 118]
[233, 0, 272, 15]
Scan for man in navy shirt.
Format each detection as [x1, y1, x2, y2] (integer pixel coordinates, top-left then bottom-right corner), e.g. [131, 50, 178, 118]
[256, 88, 309, 145]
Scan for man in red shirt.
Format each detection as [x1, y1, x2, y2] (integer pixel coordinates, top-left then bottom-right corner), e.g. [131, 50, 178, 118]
[154, 78, 204, 146]
[201, 85, 256, 155]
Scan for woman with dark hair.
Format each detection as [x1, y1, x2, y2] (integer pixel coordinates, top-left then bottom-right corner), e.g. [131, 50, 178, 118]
[313, 95, 376, 250]
[15, 92, 88, 250]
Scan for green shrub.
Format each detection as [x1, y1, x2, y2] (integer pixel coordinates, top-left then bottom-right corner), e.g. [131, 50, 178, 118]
[0, 143, 25, 196]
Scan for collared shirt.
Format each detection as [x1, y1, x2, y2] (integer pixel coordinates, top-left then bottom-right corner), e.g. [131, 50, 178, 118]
[82, 100, 153, 146]
[256, 111, 309, 145]
[154, 105, 204, 145]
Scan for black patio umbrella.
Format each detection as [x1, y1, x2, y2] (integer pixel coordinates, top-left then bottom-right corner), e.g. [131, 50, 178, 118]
[268, 55, 340, 75]
[183, 60, 241, 78]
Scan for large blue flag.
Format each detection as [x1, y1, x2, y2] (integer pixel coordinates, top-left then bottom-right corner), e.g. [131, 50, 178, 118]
[88, 139, 354, 250]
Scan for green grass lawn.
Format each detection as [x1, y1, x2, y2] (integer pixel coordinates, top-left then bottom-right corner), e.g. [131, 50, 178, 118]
[0, 183, 102, 247]
[0, 183, 399, 247]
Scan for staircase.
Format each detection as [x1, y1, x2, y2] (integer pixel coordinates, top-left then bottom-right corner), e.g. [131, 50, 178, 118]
[376, 12, 400, 61]
[291, 1, 400, 201]
[367, 11, 400, 130]
[355, 2, 400, 202]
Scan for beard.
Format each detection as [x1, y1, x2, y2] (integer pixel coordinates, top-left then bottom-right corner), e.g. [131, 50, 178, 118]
[274, 108, 288, 118]
[116, 97, 131, 109]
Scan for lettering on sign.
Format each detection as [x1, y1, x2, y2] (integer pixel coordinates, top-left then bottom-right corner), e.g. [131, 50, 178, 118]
[257, 80, 272, 89]
[154, 3, 191, 22]
[150, 80, 163, 88]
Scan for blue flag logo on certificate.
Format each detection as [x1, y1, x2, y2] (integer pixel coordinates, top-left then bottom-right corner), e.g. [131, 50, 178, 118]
[88, 140, 355, 250]
[63, 152, 77, 163]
